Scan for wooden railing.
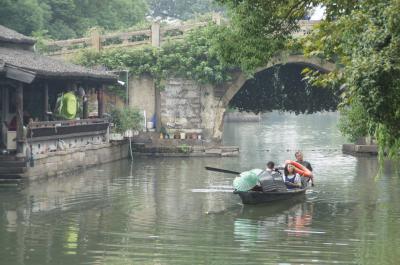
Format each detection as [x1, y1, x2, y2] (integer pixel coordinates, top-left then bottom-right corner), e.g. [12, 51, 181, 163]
[27, 118, 109, 142]
[42, 16, 319, 57]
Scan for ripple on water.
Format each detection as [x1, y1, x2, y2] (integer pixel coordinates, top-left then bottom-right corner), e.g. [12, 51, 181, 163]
[2, 113, 400, 265]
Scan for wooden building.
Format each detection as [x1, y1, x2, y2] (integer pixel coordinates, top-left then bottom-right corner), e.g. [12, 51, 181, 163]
[0, 25, 118, 180]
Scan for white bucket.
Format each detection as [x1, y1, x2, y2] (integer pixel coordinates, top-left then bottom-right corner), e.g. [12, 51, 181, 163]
[146, 121, 154, 129]
[180, 132, 186, 139]
[124, 129, 133, 138]
[197, 134, 202, 140]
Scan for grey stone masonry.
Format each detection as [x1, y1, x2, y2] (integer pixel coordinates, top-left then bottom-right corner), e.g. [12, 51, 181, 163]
[26, 141, 129, 180]
[160, 78, 202, 130]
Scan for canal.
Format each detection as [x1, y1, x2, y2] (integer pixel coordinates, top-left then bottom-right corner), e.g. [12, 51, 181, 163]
[1, 112, 399, 264]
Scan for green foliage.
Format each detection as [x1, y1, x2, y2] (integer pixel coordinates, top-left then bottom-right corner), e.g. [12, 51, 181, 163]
[148, 0, 223, 20]
[110, 107, 144, 133]
[338, 100, 372, 142]
[0, 0, 51, 35]
[0, 0, 147, 40]
[217, 0, 400, 157]
[75, 24, 236, 88]
[213, 0, 309, 74]
[302, 0, 400, 156]
[178, 144, 191, 153]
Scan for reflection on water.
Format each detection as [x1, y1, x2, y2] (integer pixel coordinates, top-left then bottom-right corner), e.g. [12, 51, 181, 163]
[234, 201, 316, 250]
[0, 112, 400, 264]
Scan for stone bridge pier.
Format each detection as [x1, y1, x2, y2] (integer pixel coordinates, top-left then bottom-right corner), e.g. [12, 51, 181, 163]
[129, 55, 335, 142]
[129, 75, 225, 141]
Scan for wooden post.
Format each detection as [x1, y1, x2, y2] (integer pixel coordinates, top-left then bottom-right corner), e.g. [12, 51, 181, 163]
[97, 85, 104, 118]
[151, 22, 160, 47]
[1, 87, 6, 124]
[155, 86, 161, 131]
[16, 83, 24, 154]
[90, 28, 101, 52]
[43, 83, 49, 121]
[1, 87, 8, 147]
[83, 86, 89, 119]
[0, 87, 4, 145]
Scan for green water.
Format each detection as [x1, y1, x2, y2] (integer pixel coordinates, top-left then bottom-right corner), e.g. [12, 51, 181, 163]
[0, 112, 399, 265]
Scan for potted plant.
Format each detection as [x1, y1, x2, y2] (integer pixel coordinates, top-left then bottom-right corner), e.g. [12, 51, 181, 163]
[110, 107, 144, 139]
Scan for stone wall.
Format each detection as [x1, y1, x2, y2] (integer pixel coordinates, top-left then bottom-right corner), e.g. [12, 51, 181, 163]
[26, 141, 129, 180]
[128, 76, 227, 140]
[160, 78, 202, 130]
[129, 74, 156, 125]
[200, 84, 224, 140]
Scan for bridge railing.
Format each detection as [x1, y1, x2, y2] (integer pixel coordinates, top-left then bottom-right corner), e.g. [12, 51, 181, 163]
[42, 19, 214, 56]
[41, 17, 318, 57]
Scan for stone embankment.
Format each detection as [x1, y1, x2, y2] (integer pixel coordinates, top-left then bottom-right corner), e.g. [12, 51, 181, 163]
[130, 132, 239, 157]
[27, 141, 129, 180]
[342, 137, 378, 156]
[342, 144, 378, 155]
[224, 112, 261, 122]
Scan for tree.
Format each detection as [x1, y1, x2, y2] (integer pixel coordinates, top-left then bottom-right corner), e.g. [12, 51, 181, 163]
[0, 0, 148, 40]
[44, 0, 148, 39]
[303, 0, 400, 155]
[147, 0, 223, 20]
[0, 0, 51, 35]
[217, 0, 400, 156]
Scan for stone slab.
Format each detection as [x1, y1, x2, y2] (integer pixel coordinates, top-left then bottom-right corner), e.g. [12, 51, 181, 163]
[355, 145, 378, 154]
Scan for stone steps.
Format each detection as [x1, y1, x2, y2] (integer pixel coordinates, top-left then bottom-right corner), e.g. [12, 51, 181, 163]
[0, 160, 27, 167]
[0, 155, 27, 179]
[0, 166, 26, 174]
[0, 174, 22, 181]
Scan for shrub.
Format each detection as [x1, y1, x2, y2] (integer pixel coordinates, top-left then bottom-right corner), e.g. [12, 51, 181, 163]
[110, 107, 143, 133]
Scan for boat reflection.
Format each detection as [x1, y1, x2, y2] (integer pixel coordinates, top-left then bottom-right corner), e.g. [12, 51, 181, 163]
[234, 199, 315, 247]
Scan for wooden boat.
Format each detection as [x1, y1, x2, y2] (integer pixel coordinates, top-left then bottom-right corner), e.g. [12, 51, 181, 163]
[234, 188, 307, 205]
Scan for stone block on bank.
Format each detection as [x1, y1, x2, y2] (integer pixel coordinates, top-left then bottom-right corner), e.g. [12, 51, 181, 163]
[355, 145, 378, 154]
[342, 144, 356, 153]
[221, 146, 239, 152]
[222, 151, 240, 157]
[205, 148, 222, 155]
[192, 146, 205, 152]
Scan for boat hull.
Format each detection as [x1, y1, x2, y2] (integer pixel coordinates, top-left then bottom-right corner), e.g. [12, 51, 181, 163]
[234, 188, 307, 204]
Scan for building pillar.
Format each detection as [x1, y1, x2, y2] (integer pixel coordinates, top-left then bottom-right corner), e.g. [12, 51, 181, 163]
[1, 87, 9, 123]
[1, 87, 9, 147]
[43, 83, 49, 121]
[97, 85, 104, 118]
[155, 87, 161, 131]
[212, 12, 221, 25]
[151, 22, 160, 47]
[16, 83, 24, 154]
[83, 99, 89, 119]
[90, 28, 101, 52]
[83, 86, 89, 119]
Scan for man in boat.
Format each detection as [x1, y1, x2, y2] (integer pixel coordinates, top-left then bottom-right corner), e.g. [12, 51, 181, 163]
[257, 161, 286, 192]
[295, 151, 314, 186]
[295, 151, 313, 171]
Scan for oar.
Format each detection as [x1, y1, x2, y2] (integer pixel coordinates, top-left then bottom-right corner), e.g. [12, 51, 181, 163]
[205, 166, 240, 175]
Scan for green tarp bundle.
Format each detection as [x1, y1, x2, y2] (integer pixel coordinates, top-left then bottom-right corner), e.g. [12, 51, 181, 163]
[55, 92, 78, 120]
[233, 168, 263, 191]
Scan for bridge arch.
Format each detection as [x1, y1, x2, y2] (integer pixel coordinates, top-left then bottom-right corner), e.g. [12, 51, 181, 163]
[209, 55, 336, 140]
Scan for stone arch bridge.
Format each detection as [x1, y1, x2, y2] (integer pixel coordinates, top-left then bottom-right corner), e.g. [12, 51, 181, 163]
[44, 19, 336, 141]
